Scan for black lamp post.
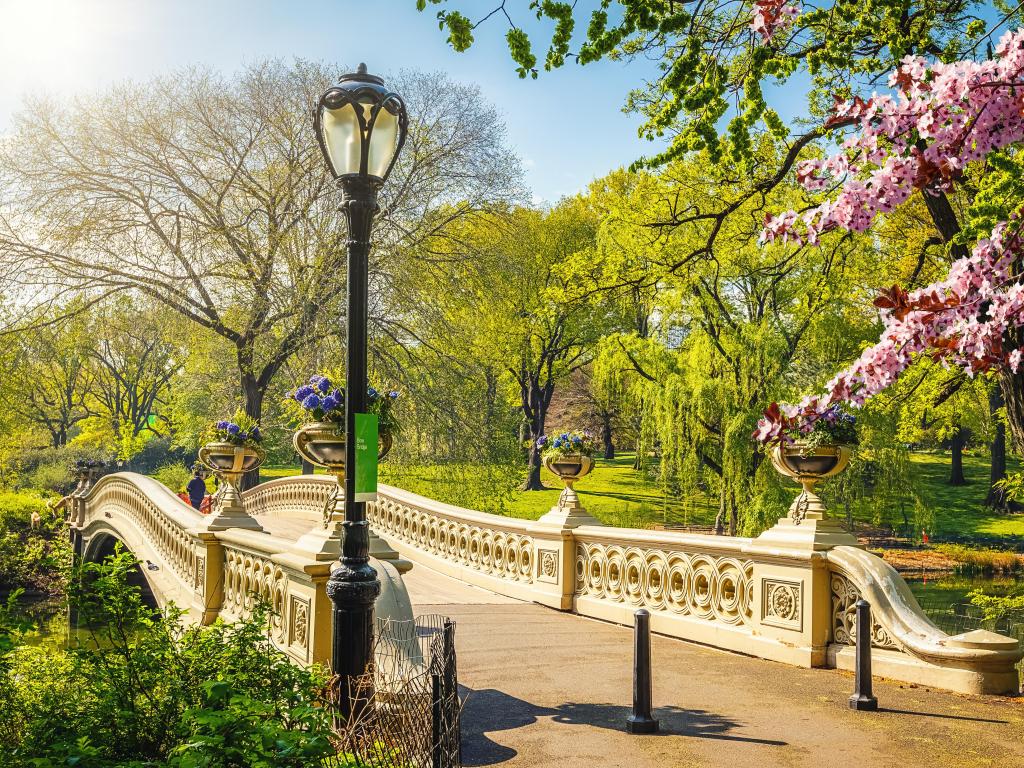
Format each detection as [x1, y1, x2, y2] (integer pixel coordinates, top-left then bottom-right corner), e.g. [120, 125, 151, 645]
[313, 64, 408, 718]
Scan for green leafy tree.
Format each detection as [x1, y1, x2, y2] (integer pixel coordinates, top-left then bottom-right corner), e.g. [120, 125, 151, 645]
[0, 62, 521, 487]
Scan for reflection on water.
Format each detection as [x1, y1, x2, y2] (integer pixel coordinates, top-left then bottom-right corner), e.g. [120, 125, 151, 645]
[907, 573, 1024, 645]
[8, 596, 91, 650]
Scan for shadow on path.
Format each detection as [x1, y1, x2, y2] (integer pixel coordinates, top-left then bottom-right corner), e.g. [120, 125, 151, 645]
[878, 707, 1009, 724]
[552, 702, 788, 745]
[459, 688, 786, 766]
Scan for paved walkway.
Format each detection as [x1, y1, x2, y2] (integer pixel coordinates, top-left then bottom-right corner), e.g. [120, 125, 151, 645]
[404, 563, 1024, 768]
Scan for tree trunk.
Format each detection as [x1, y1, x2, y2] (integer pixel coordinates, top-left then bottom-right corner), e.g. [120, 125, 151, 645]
[986, 383, 1010, 509]
[301, 458, 315, 475]
[521, 391, 548, 491]
[240, 371, 264, 491]
[601, 411, 615, 459]
[949, 427, 967, 486]
[999, 367, 1024, 453]
[713, 484, 726, 535]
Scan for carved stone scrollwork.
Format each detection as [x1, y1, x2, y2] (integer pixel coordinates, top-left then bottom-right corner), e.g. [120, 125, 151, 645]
[194, 556, 206, 595]
[243, 478, 334, 519]
[367, 498, 534, 583]
[538, 549, 558, 583]
[87, 479, 196, 586]
[223, 546, 288, 645]
[288, 594, 310, 661]
[761, 578, 802, 630]
[831, 573, 900, 650]
[574, 542, 754, 627]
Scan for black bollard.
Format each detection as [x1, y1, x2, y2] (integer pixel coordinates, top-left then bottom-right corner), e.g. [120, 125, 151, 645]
[848, 598, 878, 711]
[626, 608, 660, 734]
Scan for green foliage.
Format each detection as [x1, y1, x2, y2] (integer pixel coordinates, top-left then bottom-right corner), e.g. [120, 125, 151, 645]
[4, 444, 108, 494]
[203, 410, 262, 448]
[0, 490, 69, 595]
[152, 463, 195, 494]
[933, 544, 1023, 574]
[0, 550, 334, 767]
[416, 1, 999, 169]
[968, 587, 1024, 622]
[539, 430, 598, 460]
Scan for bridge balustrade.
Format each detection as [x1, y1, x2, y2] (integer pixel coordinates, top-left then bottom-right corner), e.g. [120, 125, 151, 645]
[73, 472, 1024, 694]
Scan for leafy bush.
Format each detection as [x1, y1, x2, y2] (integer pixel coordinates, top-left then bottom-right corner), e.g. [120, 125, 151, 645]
[933, 544, 1023, 574]
[5, 445, 110, 494]
[968, 588, 1024, 623]
[0, 490, 69, 595]
[121, 437, 191, 475]
[0, 550, 336, 767]
[152, 463, 195, 494]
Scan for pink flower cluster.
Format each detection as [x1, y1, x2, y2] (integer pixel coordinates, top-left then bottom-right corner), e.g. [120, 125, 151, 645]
[750, 0, 799, 43]
[754, 29, 1024, 444]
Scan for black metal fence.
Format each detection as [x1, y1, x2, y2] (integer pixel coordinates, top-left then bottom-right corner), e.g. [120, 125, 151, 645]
[914, 594, 1024, 678]
[328, 614, 461, 768]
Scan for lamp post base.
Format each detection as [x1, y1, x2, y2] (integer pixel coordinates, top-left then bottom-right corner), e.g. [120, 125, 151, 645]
[626, 715, 660, 734]
[327, 559, 381, 721]
[848, 694, 878, 711]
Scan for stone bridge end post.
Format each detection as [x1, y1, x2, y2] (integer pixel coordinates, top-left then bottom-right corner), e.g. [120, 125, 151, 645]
[743, 514, 864, 668]
[527, 519, 589, 611]
[192, 531, 224, 625]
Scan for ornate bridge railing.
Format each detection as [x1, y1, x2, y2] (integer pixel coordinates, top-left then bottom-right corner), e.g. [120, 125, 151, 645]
[363, 481, 1022, 695]
[74, 473, 1023, 694]
[73, 472, 338, 667]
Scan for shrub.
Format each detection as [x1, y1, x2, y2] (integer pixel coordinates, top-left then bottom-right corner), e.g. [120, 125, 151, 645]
[152, 463, 194, 493]
[0, 550, 335, 766]
[0, 490, 69, 595]
[5, 445, 110, 494]
[933, 544, 1024, 574]
[124, 437, 191, 475]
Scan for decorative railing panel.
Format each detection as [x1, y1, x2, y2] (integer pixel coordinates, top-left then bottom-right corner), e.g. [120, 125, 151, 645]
[830, 572, 900, 650]
[243, 476, 334, 521]
[368, 489, 536, 586]
[221, 543, 289, 646]
[574, 541, 754, 627]
[85, 476, 200, 588]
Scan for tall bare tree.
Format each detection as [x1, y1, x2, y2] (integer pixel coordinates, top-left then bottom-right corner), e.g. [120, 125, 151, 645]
[0, 61, 521, 483]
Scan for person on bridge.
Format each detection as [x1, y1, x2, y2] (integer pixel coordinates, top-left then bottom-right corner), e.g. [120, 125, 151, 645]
[186, 468, 207, 511]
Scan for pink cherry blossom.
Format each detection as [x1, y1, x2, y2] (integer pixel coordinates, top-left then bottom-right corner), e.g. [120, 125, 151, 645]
[751, 0, 800, 42]
[754, 29, 1024, 443]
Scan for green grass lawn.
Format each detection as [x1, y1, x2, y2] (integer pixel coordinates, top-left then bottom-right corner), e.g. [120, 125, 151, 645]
[901, 451, 1024, 538]
[258, 449, 1024, 540]
[460, 454, 717, 528]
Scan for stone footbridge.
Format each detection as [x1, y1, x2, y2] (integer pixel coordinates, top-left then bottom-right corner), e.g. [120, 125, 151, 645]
[67, 471, 1023, 696]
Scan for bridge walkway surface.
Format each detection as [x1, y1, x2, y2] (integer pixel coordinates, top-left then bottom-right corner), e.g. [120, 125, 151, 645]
[403, 564, 1024, 768]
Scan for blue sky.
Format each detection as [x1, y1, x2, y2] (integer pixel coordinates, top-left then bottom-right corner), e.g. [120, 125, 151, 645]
[0, 0, 670, 203]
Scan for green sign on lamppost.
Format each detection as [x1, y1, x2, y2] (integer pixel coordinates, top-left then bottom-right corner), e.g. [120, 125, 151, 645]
[312, 63, 408, 719]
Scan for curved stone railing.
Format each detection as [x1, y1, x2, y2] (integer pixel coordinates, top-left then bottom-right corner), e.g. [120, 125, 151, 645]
[76, 473, 1023, 694]
[826, 546, 1023, 693]
[75, 472, 338, 667]
[366, 480, 1021, 694]
[80, 474, 204, 600]
[243, 475, 334, 523]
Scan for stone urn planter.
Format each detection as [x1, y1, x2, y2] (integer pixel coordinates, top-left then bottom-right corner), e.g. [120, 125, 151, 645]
[538, 453, 599, 529]
[293, 421, 393, 475]
[197, 442, 266, 532]
[292, 421, 401, 564]
[544, 453, 594, 489]
[771, 443, 852, 524]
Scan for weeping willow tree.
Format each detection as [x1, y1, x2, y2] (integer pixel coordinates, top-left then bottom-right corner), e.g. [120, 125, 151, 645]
[590, 142, 908, 535]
